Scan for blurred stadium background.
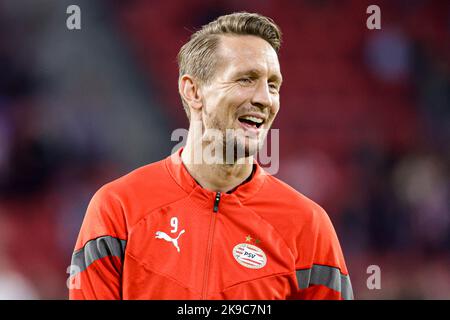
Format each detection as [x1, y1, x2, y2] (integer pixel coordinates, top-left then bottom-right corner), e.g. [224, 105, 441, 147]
[0, 0, 448, 299]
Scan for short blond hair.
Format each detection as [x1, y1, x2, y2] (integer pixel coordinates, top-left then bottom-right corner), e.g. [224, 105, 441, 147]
[177, 12, 282, 120]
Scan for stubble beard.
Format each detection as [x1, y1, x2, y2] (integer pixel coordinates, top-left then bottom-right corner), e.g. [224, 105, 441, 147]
[225, 130, 260, 163]
[201, 110, 269, 165]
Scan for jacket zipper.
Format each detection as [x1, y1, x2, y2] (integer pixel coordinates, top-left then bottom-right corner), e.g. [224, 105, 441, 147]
[213, 192, 221, 213]
[202, 192, 221, 299]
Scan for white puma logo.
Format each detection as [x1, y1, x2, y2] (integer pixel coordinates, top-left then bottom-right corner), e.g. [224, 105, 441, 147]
[155, 229, 185, 253]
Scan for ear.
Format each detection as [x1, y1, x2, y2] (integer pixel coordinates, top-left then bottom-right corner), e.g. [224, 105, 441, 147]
[179, 74, 203, 111]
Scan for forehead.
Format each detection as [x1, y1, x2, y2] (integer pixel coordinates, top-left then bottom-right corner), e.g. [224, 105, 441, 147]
[215, 35, 281, 77]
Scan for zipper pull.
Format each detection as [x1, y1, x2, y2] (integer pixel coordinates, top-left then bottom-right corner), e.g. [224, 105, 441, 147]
[213, 192, 221, 212]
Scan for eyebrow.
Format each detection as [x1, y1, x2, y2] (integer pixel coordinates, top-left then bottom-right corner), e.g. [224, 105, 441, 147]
[235, 69, 283, 85]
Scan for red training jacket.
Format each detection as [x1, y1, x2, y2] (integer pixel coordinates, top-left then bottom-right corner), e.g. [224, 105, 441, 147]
[69, 148, 353, 300]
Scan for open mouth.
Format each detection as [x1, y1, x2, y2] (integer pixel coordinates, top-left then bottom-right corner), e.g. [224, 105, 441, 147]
[238, 115, 264, 129]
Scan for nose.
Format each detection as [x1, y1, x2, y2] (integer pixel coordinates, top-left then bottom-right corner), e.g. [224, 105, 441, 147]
[251, 80, 272, 110]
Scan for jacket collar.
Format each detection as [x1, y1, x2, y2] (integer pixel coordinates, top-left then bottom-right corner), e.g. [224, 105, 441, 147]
[165, 147, 266, 203]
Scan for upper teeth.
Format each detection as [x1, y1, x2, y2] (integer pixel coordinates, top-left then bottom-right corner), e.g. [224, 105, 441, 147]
[241, 116, 263, 124]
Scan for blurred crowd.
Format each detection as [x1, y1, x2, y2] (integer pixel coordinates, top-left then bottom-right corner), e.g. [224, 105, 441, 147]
[0, 0, 448, 299]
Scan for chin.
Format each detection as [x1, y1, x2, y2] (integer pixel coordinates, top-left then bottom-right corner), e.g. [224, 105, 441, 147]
[222, 129, 262, 163]
[233, 137, 260, 161]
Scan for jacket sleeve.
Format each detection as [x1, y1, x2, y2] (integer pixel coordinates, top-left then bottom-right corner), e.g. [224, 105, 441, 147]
[289, 205, 353, 300]
[68, 185, 128, 300]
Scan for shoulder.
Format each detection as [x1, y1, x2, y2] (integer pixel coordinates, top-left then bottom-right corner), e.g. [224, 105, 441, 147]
[249, 172, 337, 250]
[89, 157, 187, 227]
[91, 159, 165, 203]
[252, 173, 344, 268]
[255, 173, 329, 223]
[100, 158, 168, 195]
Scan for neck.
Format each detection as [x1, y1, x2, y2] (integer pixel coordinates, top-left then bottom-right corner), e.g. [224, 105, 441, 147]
[181, 133, 254, 193]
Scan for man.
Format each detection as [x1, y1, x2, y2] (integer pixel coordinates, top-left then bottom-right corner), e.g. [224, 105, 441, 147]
[69, 12, 353, 300]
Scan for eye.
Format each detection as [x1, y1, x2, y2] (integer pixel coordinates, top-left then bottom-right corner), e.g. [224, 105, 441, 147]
[238, 77, 253, 84]
[269, 83, 279, 92]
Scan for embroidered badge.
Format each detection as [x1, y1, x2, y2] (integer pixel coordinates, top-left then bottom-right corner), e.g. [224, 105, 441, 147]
[232, 243, 267, 269]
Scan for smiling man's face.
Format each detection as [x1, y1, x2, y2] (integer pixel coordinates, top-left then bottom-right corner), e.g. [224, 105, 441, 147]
[199, 34, 282, 159]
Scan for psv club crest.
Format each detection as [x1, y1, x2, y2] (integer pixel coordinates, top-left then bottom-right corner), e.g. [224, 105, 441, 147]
[233, 242, 267, 269]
